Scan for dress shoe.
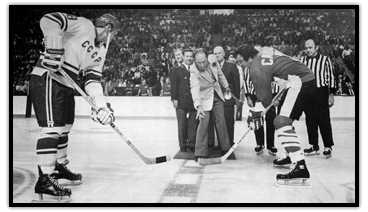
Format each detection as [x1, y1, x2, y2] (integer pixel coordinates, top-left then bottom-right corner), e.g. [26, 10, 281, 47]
[194, 156, 204, 162]
[180, 147, 187, 152]
[187, 146, 195, 152]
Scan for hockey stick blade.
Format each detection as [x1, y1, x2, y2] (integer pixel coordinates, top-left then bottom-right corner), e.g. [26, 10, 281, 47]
[198, 131, 247, 166]
[198, 157, 222, 165]
[146, 155, 171, 164]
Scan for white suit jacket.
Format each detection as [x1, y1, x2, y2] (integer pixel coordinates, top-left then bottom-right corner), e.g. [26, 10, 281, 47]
[190, 58, 229, 111]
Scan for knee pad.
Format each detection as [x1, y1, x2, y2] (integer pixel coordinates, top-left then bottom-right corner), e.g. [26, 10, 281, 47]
[61, 124, 73, 137]
[273, 115, 293, 130]
[40, 126, 64, 139]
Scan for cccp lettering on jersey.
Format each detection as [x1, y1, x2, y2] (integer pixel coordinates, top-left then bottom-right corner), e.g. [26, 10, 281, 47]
[81, 41, 102, 63]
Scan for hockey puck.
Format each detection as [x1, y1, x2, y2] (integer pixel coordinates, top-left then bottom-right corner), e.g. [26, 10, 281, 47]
[224, 92, 232, 100]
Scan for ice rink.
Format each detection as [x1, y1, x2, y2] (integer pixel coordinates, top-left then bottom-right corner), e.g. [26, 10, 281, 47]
[12, 106, 356, 204]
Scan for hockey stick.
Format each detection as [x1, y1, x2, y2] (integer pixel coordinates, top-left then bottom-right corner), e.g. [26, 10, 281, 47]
[57, 68, 171, 165]
[198, 88, 287, 166]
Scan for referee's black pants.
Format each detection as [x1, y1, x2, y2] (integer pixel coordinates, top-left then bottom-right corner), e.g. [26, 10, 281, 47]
[304, 86, 334, 148]
[224, 105, 235, 146]
[254, 106, 276, 149]
[251, 94, 279, 149]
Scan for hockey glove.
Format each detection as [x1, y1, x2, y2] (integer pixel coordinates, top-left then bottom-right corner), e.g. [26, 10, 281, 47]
[247, 102, 265, 131]
[91, 103, 115, 125]
[41, 36, 64, 72]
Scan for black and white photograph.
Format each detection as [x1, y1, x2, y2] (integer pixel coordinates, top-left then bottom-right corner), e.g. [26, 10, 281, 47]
[9, 3, 359, 206]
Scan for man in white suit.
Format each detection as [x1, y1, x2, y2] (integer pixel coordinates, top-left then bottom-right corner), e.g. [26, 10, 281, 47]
[190, 48, 232, 161]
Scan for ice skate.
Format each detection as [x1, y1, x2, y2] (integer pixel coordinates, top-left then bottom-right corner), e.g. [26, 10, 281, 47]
[54, 160, 82, 186]
[268, 147, 278, 156]
[304, 146, 320, 156]
[32, 166, 72, 203]
[273, 155, 291, 168]
[323, 147, 332, 159]
[255, 145, 264, 155]
[276, 160, 311, 188]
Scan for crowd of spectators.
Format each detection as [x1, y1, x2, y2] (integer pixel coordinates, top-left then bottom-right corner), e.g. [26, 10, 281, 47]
[12, 9, 356, 96]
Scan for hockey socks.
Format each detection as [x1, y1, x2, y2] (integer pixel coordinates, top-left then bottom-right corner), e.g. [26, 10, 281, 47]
[36, 136, 59, 174]
[57, 132, 69, 164]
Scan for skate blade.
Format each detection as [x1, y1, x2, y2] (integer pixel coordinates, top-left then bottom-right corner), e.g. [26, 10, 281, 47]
[58, 179, 82, 186]
[304, 152, 320, 156]
[276, 178, 312, 188]
[32, 194, 71, 203]
[256, 150, 264, 155]
[324, 154, 332, 159]
[273, 164, 291, 169]
[268, 151, 277, 156]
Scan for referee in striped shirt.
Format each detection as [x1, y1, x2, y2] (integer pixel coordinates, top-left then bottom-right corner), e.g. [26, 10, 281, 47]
[244, 68, 280, 155]
[301, 39, 336, 158]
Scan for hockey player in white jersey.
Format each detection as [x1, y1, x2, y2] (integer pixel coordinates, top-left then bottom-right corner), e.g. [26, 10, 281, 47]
[29, 12, 120, 203]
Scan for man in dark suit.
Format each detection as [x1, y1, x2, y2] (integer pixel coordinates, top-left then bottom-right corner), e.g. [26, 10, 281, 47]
[170, 49, 198, 152]
[170, 48, 184, 77]
[214, 46, 240, 150]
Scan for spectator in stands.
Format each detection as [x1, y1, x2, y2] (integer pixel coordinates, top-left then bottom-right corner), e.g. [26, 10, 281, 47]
[154, 76, 165, 96]
[341, 72, 354, 96]
[117, 78, 124, 87]
[162, 77, 171, 96]
[15, 80, 28, 95]
[12, 9, 355, 98]
[337, 63, 346, 76]
[342, 45, 353, 71]
[141, 53, 149, 66]
[137, 79, 150, 96]
[104, 79, 116, 96]
[111, 78, 119, 87]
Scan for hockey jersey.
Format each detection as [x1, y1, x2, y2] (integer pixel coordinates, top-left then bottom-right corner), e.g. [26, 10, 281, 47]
[249, 47, 315, 107]
[31, 12, 106, 88]
[244, 67, 280, 96]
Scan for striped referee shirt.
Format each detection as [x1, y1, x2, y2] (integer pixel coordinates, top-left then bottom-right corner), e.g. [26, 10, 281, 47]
[300, 53, 336, 91]
[244, 68, 280, 96]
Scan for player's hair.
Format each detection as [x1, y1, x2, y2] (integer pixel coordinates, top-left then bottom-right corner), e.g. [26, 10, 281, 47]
[225, 50, 235, 60]
[235, 45, 259, 62]
[95, 14, 121, 32]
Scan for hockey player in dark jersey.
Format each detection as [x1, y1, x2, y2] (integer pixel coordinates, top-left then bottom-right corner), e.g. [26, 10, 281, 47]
[29, 12, 120, 202]
[235, 45, 316, 187]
